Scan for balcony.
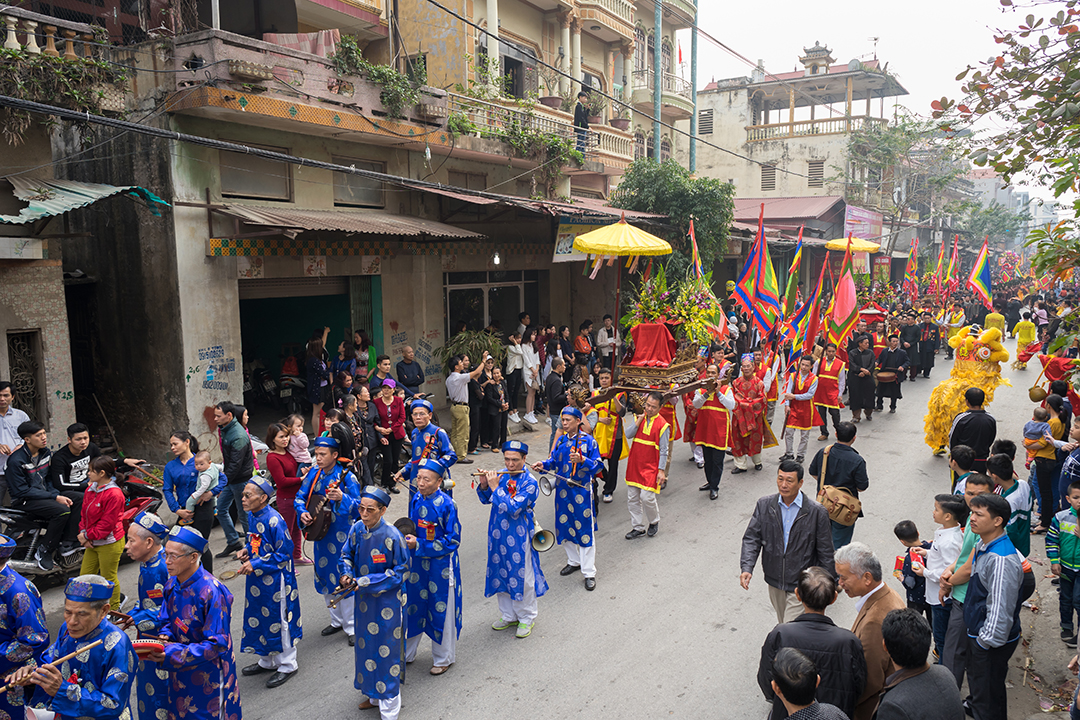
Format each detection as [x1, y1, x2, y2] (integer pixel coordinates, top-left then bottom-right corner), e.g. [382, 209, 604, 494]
[662, 0, 697, 28]
[746, 115, 888, 142]
[120, 29, 446, 148]
[446, 93, 632, 175]
[631, 70, 694, 120]
[576, 0, 635, 43]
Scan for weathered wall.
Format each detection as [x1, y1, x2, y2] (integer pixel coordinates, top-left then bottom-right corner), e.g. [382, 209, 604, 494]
[53, 125, 186, 458]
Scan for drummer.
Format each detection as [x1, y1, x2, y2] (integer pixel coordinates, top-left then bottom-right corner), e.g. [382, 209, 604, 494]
[875, 335, 911, 414]
[0, 534, 49, 720]
[150, 526, 241, 720]
[237, 476, 302, 688]
[10, 575, 135, 719]
[123, 511, 170, 720]
[294, 436, 362, 645]
[533, 407, 603, 591]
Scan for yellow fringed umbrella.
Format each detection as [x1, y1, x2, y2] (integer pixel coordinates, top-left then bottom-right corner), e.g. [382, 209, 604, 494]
[573, 213, 673, 371]
[825, 236, 881, 253]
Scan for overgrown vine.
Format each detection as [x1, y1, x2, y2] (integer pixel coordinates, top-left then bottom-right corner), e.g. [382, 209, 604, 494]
[330, 36, 426, 119]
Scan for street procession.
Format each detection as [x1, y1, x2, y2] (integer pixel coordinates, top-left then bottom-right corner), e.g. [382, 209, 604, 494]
[0, 0, 1078, 717]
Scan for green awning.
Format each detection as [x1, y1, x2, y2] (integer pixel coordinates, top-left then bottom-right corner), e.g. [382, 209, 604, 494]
[0, 176, 169, 224]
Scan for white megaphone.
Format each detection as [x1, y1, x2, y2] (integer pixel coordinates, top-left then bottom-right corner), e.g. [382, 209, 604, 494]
[531, 521, 555, 552]
[539, 474, 555, 496]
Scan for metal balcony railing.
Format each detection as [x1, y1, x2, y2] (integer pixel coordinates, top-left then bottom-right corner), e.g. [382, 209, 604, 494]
[631, 70, 693, 100]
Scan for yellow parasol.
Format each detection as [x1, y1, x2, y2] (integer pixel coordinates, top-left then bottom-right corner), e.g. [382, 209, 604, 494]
[572, 213, 673, 371]
[573, 213, 673, 256]
[825, 236, 880, 253]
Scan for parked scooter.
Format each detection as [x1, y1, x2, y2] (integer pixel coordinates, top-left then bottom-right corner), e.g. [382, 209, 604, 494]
[279, 354, 307, 415]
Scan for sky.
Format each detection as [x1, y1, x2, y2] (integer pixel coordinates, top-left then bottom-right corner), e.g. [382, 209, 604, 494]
[678, 0, 1058, 203]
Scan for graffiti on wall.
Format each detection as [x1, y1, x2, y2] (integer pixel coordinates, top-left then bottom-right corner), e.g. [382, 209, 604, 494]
[197, 346, 236, 391]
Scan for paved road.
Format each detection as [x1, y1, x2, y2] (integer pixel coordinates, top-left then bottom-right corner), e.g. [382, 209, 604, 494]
[35, 338, 1052, 719]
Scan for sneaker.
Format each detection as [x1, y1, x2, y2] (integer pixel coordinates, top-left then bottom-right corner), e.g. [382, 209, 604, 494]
[492, 618, 514, 631]
[1064, 630, 1078, 648]
[647, 522, 659, 537]
[36, 549, 54, 572]
[509, 412, 521, 423]
[118, 593, 129, 611]
[58, 542, 82, 557]
[524, 413, 538, 425]
[602, 494, 613, 503]
[515, 622, 533, 639]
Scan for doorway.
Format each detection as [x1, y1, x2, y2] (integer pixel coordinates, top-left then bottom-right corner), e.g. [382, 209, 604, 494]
[444, 270, 539, 338]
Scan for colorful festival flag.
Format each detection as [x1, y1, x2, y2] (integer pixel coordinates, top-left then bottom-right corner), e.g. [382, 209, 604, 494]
[733, 204, 782, 336]
[902, 237, 919, 302]
[786, 258, 826, 374]
[782, 227, 804, 319]
[688, 219, 704, 279]
[827, 236, 859, 347]
[931, 239, 946, 297]
[945, 234, 961, 298]
[966, 236, 993, 311]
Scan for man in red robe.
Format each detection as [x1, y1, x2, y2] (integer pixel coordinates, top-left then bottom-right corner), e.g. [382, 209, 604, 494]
[732, 357, 768, 474]
[781, 356, 819, 464]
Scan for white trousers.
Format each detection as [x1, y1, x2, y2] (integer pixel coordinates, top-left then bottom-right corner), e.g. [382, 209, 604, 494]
[323, 592, 355, 637]
[691, 444, 704, 464]
[784, 427, 811, 459]
[378, 694, 401, 720]
[258, 577, 299, 672]
[733, 453, 762, 470]
[627, 485, 660, 531]
[564, 542, 596, 578]
[405, 576, 457, 667]
[496, 548, 538, 625]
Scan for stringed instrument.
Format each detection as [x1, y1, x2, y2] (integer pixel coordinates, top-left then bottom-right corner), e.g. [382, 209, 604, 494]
[303, 469, 338, 542]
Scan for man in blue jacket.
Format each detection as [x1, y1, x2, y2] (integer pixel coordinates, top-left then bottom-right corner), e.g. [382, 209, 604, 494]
[964, 492, 1023, 720]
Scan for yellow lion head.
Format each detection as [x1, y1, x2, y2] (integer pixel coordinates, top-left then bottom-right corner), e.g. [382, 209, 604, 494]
[949, 326, 1009, 364]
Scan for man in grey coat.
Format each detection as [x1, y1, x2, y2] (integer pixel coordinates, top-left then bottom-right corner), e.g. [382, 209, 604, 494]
[877, 608, 964, 720]
[741, 459, 836, 623]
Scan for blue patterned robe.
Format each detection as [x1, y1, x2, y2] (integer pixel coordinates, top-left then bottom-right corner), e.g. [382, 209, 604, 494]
[158, 566, 241, 720]
[30, 618, 135, 719]
[405, 489, 462, 644]
[293, 463, 362, 594]
[241, 504, 302, 656]
[131, 549, 169, 720]
[338, 518, 409, 701]
[476, 469, 548, 600]
[0, 565, 49, 720]
[399, 423, 457, 490]
[538, 431, 602, 546]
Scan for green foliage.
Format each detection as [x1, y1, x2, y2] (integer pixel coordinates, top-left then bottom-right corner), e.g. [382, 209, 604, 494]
[609, 159, 735, 275]
[583, 90, 606, 117]
[435, 329, 507, 370]
[0, 48, 127, 145]
[452, 53, 507, 101]
[499, 110, 583, 199]
[331, 36, 424, 119]
[446, 110, 476, 138]
[957, 200, 1032, 245]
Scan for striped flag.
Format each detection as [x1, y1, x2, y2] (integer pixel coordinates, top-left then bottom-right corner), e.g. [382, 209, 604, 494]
[733, 204, 782, 336]
[827, 235, 860, 347]
[931, 239, 946, 297]
[782, 227, 804, 319]
[902, 237, 919, 301]
[688, 219, 704, 279]
[786, 257, 826, 374]
[944, 234, 961, 298]
[966, 237, 993, 310]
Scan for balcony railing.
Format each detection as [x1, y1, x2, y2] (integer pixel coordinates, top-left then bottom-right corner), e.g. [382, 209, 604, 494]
[0, 5, 97, 61]
[576, 0, 635, 39]
[746, 115, 888, 142]
[448, 92, 600, 153]
[632, 70, 694, 100]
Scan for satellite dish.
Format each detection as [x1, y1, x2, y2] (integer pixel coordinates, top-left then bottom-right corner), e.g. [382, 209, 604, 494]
[848, 59, 863, 71]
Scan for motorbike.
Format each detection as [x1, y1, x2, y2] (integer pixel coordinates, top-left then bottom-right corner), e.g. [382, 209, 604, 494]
[0, 470, 164, 578]
[279, 354, 308, 415]
[243, 360, 281, 411]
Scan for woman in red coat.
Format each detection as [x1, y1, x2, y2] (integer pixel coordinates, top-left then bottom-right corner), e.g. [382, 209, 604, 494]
[265, 422, 311, 564]
[374, 378, 407, 492]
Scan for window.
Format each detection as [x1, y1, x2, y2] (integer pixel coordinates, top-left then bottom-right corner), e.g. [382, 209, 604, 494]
[583, 72, 602, 92]
[660, 136, 671, 162]
[444, 272, 539, 338]
[661, 40, 671, 74]
[807, 160, 825, 189]
[634, 131, 646, 160]
[760, 163, 777, 192]
[516, 179, 533, 198]
[7, 330, 45, 424]
[810, 65, 819, 75]
[698, 108, 713, 135]
[333, 157, 385, 208]
[404, 54, 427, 84]
[220, 145, 291, 200]
[634, 27, 647, 73]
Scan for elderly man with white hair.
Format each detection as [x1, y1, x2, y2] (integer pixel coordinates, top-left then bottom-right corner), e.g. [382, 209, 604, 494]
[834, 541, 906, 720]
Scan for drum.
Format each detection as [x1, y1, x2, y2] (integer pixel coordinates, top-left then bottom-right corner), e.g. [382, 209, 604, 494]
[876, 371, 897, 383]
[132, 639, 164, 658]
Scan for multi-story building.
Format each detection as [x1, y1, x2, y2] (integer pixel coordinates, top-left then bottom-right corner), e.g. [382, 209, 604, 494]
[688, 42, 906, 199]
[0, 1, 674, 454]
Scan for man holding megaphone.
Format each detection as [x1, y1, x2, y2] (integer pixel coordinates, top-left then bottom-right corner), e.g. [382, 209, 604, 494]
[478, 441, 549, 639]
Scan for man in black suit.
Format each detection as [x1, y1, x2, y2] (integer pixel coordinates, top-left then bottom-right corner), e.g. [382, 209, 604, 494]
[573, 90, 589, 154]
[875, 335, 910, 413]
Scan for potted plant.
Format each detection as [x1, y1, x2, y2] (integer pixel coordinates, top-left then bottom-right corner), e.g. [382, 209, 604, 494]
[538, 63, 564, 109]
[434, 329, 508, 370]
[585, 90, 605, 124]
[608, 104, 631, 131]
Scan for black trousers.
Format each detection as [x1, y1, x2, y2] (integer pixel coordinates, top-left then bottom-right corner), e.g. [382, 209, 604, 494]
[702, 446, 726, 491]
[482, 411, 508, 448]
[968, 637, 1018, 720]
[817, 405, 841, 436]
[192, 499, 215, 572]
[379, 436, 403, 489]
[603, 434, 623, 496]
[468, 401, 482, 452]
[505, 369, 522, 412]
[876, 384, 899, 410]
[18, 492, 82, 553]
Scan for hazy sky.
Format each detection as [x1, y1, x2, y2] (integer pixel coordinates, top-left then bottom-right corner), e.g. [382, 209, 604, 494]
[679, 0, 1056, 200]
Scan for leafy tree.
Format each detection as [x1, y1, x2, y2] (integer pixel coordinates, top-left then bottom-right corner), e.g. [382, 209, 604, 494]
[609, 159, 735, 276]
[931, 0, 1080, 275]
[957, 200, 1032, 245]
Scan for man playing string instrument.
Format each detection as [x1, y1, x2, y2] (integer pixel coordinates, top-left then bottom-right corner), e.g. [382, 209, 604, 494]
[295, 436, 362, 644]
[478, 441, 548, 638]
[534, 407, 603, 591]
[396, 400, 457, 494]
[10, 575, 134, 719]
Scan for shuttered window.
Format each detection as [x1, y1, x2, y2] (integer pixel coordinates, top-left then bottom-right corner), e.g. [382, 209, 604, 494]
[698, 109, 713, 134]
[808, 160, 825, 188]
[760, 163, 777, 192]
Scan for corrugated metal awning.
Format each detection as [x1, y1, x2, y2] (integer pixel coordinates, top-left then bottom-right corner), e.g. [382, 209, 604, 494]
[0, 176, 169, 224]
[217, 204, 484, 238]
[732, 196, 845, 221]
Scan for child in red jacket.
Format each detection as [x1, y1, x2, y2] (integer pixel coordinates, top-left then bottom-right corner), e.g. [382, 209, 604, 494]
[78, 455, 126, 608]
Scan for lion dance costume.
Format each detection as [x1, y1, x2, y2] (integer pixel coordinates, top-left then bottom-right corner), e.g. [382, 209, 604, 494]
[924, 326, 1011, 452]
